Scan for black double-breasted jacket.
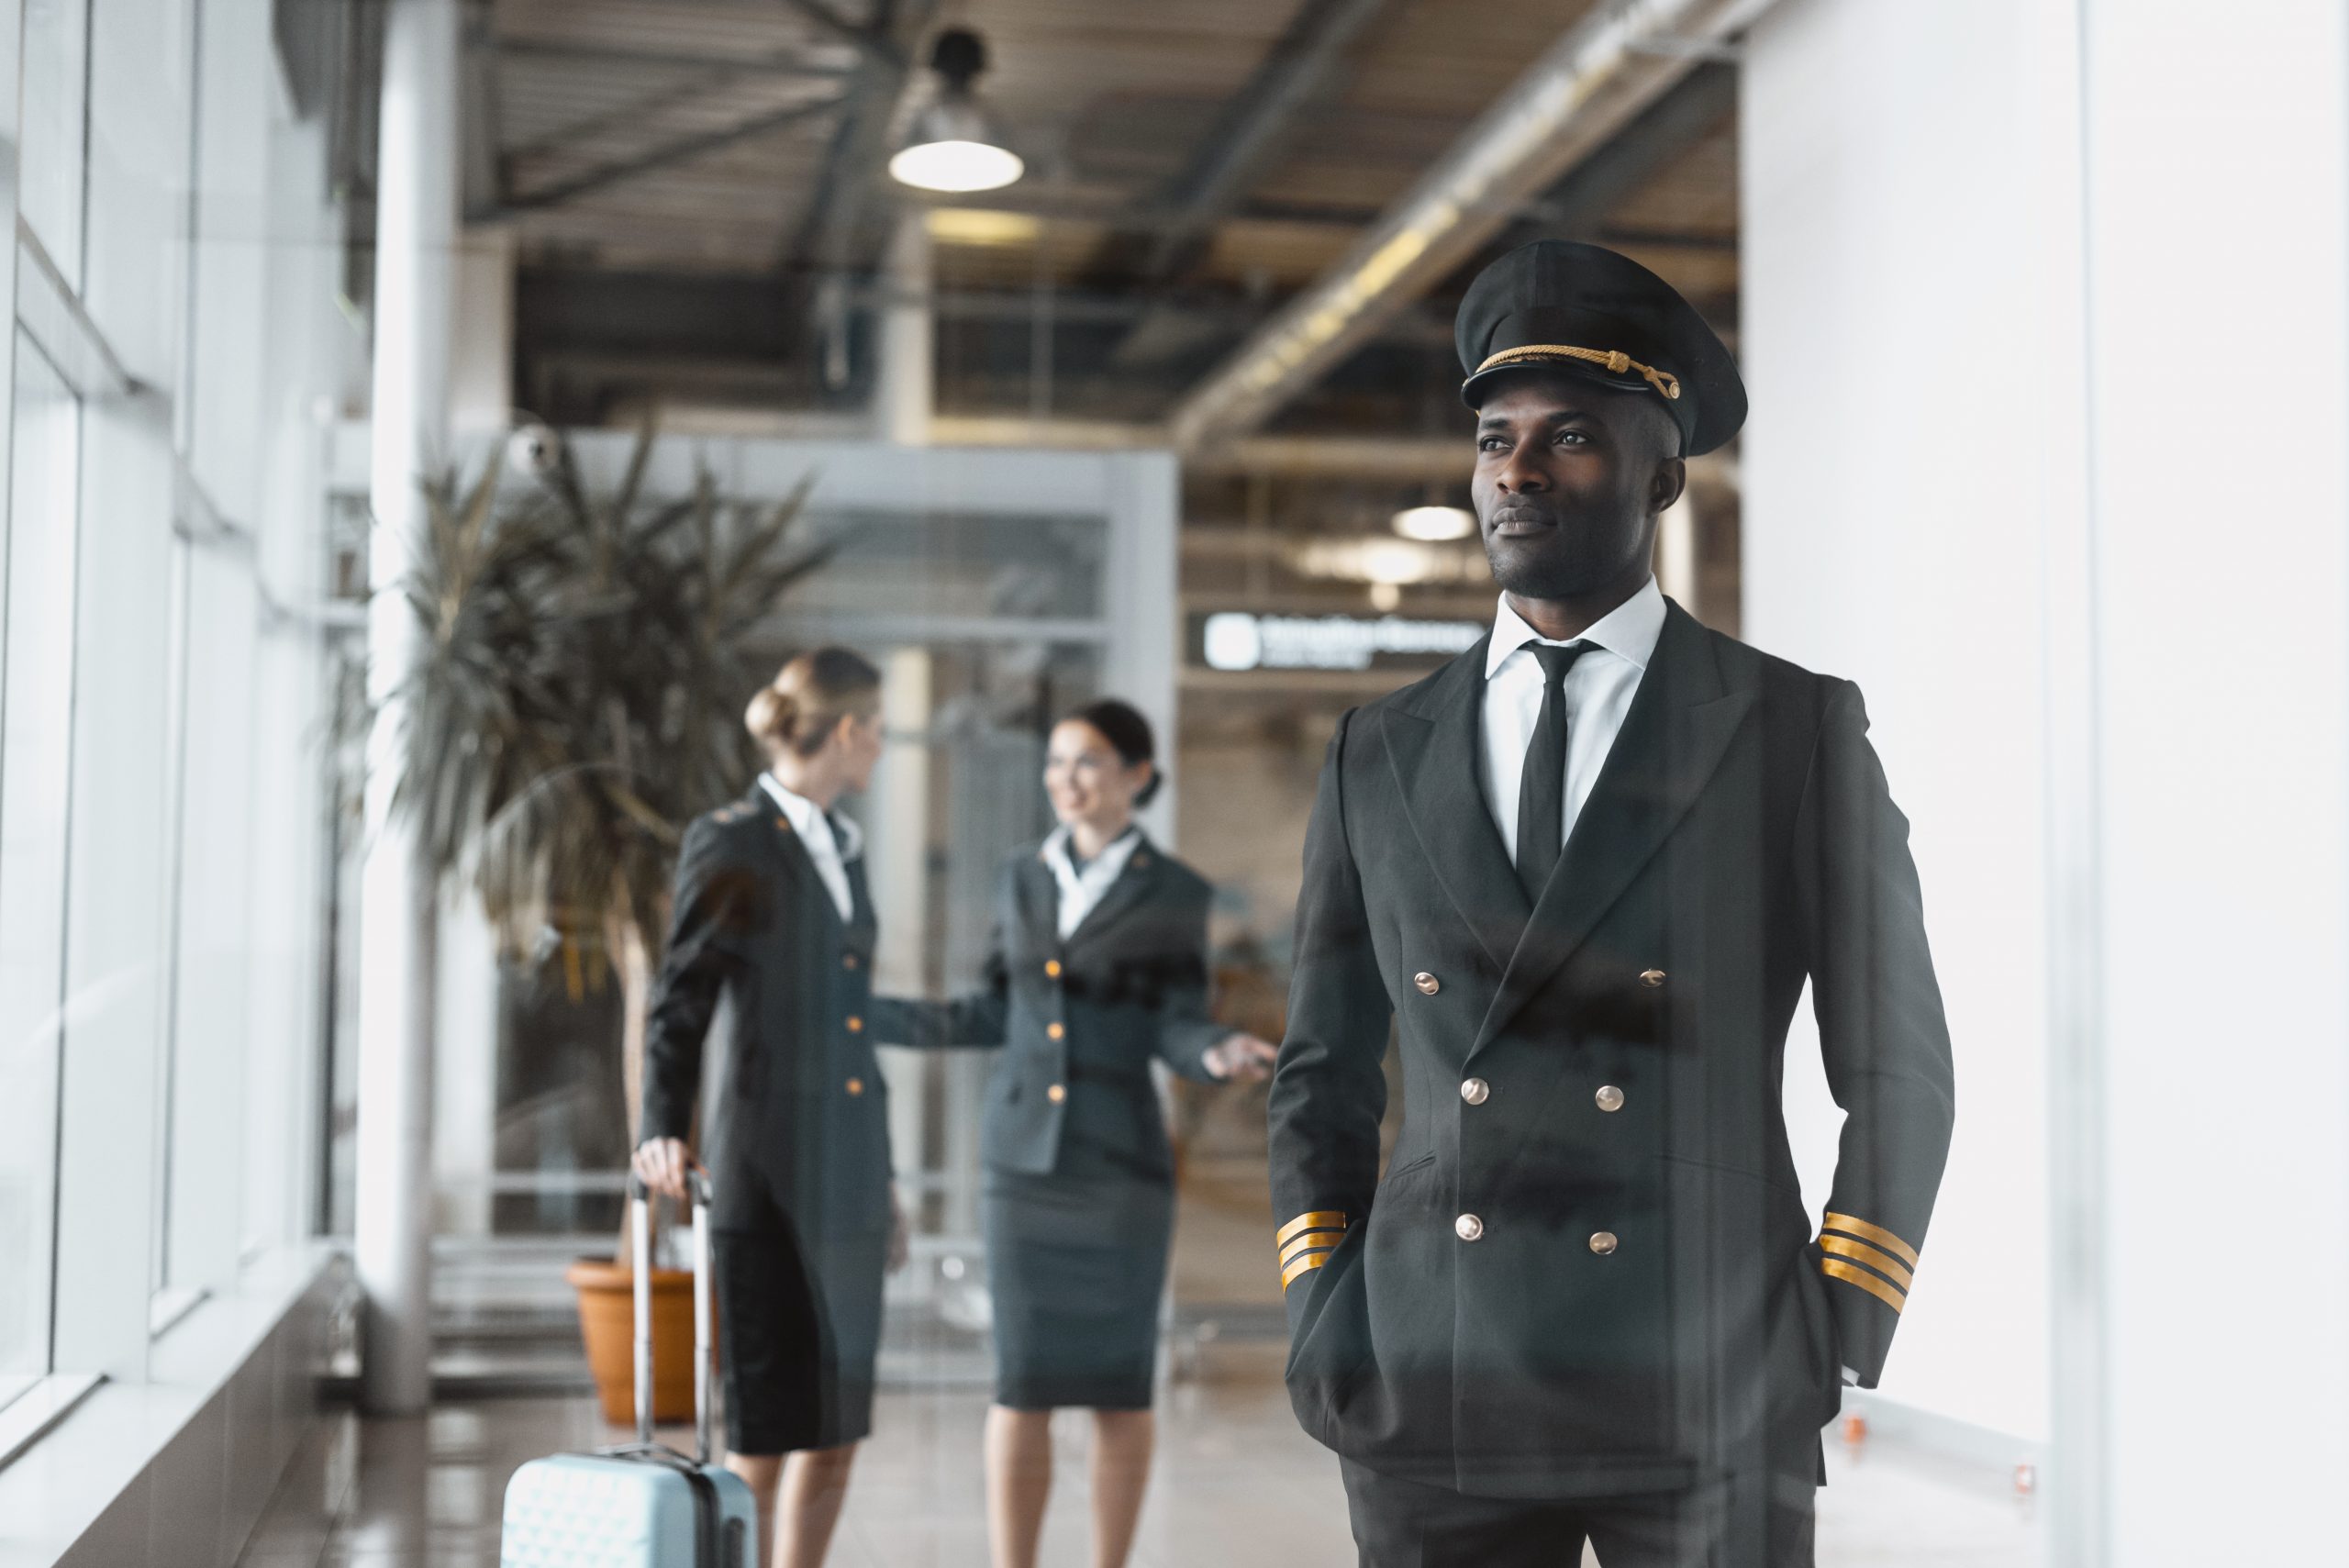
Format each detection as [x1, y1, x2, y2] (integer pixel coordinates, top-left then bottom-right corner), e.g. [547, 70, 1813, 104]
[640, 784, 894, 1240]
[909, 836, 1230, 1178]
[1268, 600, 1955, 1499]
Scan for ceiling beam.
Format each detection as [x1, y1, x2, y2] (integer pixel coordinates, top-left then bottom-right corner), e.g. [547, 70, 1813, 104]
[1135, 0, 1394, 284]
[1504, 61, 1736, 244]
[1099, 0, 1391, 373]
[459, 6, 504, 217]
[776, 0, 904, 68]
[497, 39, 858, 77]
[497, 92, 845, 214]
[783, 0, 941, 374]
[1167, 0, 1778, 451]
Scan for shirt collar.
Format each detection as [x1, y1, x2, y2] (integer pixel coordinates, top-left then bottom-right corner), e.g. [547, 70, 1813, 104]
[1484, 576, 1668, 681]
[759, 773, 864, 860]
[1041, 823, 1142, 883]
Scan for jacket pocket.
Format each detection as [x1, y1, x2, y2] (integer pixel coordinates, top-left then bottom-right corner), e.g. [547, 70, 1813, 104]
[1379, 1149, 1435, 1185]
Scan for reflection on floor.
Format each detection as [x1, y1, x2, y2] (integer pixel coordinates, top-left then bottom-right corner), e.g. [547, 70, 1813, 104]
[232, 1349, 2041, 1567]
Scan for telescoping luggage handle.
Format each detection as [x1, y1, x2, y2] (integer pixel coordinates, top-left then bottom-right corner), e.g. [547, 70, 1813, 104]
[627, 1170, 716, 1464]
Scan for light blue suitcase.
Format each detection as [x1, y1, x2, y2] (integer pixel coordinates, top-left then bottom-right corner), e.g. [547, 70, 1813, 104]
[502, 1173, 756, 1567]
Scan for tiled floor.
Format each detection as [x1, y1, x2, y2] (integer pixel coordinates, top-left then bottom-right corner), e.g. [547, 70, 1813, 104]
[229, 1348, 2042, 1567]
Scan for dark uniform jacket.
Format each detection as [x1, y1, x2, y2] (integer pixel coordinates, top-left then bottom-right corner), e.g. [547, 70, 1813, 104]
[909, 836, 1230, 1177]
[640, 784, 894, 1240]
[1268, 600, 1955, 1500]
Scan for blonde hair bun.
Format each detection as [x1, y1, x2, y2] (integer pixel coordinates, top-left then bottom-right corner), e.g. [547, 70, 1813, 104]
[744, 683, 798, 746]
[746, 647, 883, 759]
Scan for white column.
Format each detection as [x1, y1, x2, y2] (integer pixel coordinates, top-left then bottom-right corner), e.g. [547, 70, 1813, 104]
[2079, 5, 2349, 1562]
[875, 216, 933, 446]
[1744, 0, 2349, 1559]
[357, 0, 460, 1416]
[1101, 451, 1183, 846]
[1742, 0, 2079, 1456]
[871, 649, 935, 1179]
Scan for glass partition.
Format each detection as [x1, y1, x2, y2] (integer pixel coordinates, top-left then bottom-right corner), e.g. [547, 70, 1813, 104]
[0, 332, 82, 1412]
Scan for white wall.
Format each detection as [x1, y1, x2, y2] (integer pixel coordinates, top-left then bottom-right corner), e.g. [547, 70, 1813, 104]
[2078, 4, 2349, 1562]
[1742, 0, 2066, 1447]
[1745, 0, 2349, 1557]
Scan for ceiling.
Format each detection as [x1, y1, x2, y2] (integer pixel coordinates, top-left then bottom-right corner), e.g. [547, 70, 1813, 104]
[463, 0, 1740, 438]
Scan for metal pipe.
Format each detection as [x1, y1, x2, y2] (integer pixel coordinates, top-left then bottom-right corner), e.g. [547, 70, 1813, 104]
[1167, 0, 1778, 451]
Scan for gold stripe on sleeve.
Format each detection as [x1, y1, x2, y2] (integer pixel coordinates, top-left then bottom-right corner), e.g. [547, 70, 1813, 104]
[1276, 1210, 1348, 1247]
[1821, 1257, 1907, 1313]
[1820, 1233, 1915, 1291]
[1821, 1212, 1920, 1267]
[1278, 1230, 1345, 1265]
[1281, 1252, 1330, 1289]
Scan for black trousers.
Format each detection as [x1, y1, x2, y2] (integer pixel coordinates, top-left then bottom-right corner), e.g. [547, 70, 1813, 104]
[1341, 1460, 1816, 1568]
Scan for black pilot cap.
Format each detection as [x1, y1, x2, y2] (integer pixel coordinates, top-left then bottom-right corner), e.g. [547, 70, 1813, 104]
[1455, 239, 1745, 456]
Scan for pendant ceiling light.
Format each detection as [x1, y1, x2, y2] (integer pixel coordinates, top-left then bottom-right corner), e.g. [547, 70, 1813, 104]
[889, 28, 1024, 195]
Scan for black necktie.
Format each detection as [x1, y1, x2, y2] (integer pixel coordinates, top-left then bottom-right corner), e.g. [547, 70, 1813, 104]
[1515, 642, 1592, 899]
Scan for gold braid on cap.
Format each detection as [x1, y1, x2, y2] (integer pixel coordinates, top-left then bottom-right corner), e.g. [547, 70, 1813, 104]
[1473, 344, 1681, 401]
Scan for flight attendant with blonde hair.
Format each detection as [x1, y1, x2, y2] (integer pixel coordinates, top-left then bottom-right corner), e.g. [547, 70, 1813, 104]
[635, 646, 908, 1568]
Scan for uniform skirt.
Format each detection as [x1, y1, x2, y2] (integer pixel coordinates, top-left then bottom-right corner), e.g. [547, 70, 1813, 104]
[981, 1106, 1174, 1411]
[712, 1181, 889, 1453]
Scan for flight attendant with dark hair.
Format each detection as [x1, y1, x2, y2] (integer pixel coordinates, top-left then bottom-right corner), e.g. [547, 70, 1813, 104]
[894, 699, 1278, 1568]
[634, 646, 906, 1568]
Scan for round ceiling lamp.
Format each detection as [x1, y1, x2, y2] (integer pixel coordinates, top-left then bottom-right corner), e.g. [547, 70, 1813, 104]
[889, 28, 1024, 194]
[1391, 504, 1475, 541]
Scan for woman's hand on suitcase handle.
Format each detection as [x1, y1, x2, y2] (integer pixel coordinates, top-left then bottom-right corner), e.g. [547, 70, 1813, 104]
[632, 1136, 698, 1200]
[1205, 1030, 1279, 1084]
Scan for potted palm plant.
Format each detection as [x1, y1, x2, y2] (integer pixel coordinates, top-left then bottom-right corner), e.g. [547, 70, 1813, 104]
[387, 427, 831, 1423]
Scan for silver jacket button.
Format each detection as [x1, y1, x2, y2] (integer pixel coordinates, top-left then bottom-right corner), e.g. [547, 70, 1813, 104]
[1639, 968, 1667, 988]
[1455, 1214, 1485, 1241]
[1594, 1084, 1624, 1113]
[1589, 1230, 1619, 1255]
[1413, 972, 1440, 995]
[1460, 1078, 1490, 1106]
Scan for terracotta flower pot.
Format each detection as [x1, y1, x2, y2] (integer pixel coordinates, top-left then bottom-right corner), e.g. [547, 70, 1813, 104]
[566, 1257, 705, 1427]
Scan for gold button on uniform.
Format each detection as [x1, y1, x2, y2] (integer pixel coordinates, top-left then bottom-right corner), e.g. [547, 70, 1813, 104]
[1595, 1084, 1624, 1113]
[842, 953, 859, 971]
[1045, 960, 1062, 979]
[845, 1016, 863, 1033]
[1046, 1084, 1067, 1104]
[1460, 1078, 1490, 1106]
[1413, 972, 1440, 995]
[845, 1077, 864, 1096]
[1047, 1021, 1065, 1040]
[1455, 1214, 1485, 1241]
[1639, 968, 1667, 988]
[1589, 1231, 1619, 1255]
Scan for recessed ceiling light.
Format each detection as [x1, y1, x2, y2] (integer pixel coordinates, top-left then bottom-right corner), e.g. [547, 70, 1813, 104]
[923, 207, 1042, 246]
[1392, 504, 1475, 541]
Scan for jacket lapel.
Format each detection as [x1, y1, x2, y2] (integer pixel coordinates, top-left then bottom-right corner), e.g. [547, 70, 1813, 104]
[1382, 640, 1531, 969]
[1063, 833, 1164, 951]
[843, 851, 877, 944]
[1013, 851, 1059, 952]
[750, 784, 845, 936]
[1470, 602, 1754, 1055]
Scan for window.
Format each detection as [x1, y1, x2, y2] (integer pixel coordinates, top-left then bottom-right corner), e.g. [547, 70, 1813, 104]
[18, 0, 90, 282]
[0, 334, 83, 1411]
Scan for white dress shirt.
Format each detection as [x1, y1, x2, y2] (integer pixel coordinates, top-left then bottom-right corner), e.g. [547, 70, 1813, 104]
[759, 773, 863, 924]
[1480, 577, 1667, 860]
[1041, 824, 1143, 940]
